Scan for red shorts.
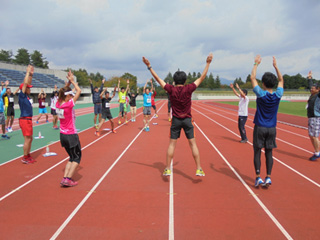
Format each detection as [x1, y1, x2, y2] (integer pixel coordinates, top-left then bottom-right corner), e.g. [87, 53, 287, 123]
[19, 117, 33, 136]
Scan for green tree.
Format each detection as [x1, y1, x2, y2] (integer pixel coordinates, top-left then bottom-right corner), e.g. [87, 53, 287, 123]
[121, 72, 137, 89]
[208, 73, 215, 89]
[234, 77, 244, 86]
[31, 50, 49, 68]
[215, 75, 221, 88]
[72, 68, 89, 86]
[164, 72, 173, 84]
[14, 48, 30, 65]
[0, 49, 13, 63]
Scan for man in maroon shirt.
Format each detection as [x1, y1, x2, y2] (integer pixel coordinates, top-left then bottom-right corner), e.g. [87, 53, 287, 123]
[142, 53, 213, 176]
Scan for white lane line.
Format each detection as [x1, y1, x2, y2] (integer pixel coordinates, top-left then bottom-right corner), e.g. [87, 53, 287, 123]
[195, 103, 312, 154]
[0, 104, 146, 166]
[50, 102, 166, 240]
[169, 161, 174, 240]
[194, 122, 293, 240]
[199, 101, 309, 139]
[0, 104, 155, 202]
[192, 106, 320, 188]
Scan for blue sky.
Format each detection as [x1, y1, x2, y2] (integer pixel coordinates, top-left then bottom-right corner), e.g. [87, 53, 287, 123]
[1, 0, 319, 83]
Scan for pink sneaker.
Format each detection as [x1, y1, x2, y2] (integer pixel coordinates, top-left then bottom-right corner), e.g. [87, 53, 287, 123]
[21, 156, 36, 164]
[60, 178, 67, 186]
[62, 178, 78, 187]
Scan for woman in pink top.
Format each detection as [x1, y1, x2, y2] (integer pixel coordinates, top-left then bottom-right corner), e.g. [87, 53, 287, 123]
[56, 70, 82, 187]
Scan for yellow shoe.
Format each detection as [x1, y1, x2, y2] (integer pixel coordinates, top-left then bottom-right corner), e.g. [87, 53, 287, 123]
[118, 121, 121, 124]
[196, 169, 205, 176]
[163, 168, 171, 176]
[168, 118, 171, 122]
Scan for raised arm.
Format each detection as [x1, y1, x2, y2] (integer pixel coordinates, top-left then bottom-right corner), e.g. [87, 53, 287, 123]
[230, 83, 240, 97]
[150, 79, 154, 92]
[117, 79, 120, 92]
[100, 88, 106, 99]
[236, 83, 246, 98]
[142, 57, 166, 89]
[38, 89, 42, 98]
[111, 86, 117, 98]
[100, 79, 105, 93]
[194, 53, 213, 87]
[13, 88, 19, 95]
[126, 79, 130, 92]
[307, 71, 313, 89]
[250, 55, 261, 88]
[22, 65, 34, 94]
[143, 80, 148, 94]
[89, 79, 93, 93]
[67, 70, 81, 103]
[273, 56, 283, 89]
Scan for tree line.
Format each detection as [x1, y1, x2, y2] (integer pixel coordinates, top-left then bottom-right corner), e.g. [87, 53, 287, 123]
[1, 48, 318, 94]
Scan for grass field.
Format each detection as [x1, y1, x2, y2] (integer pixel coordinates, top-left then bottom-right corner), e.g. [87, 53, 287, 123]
[217, 100, 307, 117]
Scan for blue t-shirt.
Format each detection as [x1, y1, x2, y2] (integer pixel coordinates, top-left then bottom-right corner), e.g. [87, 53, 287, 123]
[0, 88, 5, 112]
[19, 91, 33, 117]
[143, 92, 153, 107]
[253, 86, 283, 128]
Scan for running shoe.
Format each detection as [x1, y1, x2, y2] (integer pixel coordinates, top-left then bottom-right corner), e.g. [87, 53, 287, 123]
[131, 119, 134, 122]
[95, 131, 100, 137]
[8, 127, 13, 132]
[36, 121, 39, 124]
[146, 127, 150, 132]
[46, 120, 49, 123]
[240, 139, 248, 143]
[125, 121, 128, 124]
[262, 177, 272, 188]
[254, 177, 264, 187]
[118, 121, 121, 124]
[163, 168, 171, 176]
[6, 127, 8, 132]
[196, 169, 205, 176]
[60, 178, 67, 186]
[169, 118, 171, 122]
[21, 157, 36, 164]
[62, 178, 78, 187]
[112, 130, 117, 133]
[309, 154, 320, 161]
[1, 134, 10, 139]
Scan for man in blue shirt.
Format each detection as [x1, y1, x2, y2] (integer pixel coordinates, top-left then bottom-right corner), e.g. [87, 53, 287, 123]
[19, 65, 35, 164]
[0, 80, 10, 139]
[90, 78, 105, 128]
[250, 55, 284, 188]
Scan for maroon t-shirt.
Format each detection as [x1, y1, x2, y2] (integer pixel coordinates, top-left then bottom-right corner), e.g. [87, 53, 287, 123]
[38, 98, 46, 109]
[164, 83, 197, 118]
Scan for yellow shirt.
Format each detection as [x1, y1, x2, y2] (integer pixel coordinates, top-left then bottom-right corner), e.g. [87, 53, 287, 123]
[4, 96, 8, 107]
[119, 91, 127, 104]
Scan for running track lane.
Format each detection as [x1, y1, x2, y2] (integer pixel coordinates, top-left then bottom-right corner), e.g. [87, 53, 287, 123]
[195, 101, 320, 185]
[0, 101, 167, 239]
[191, 103, 320, 239]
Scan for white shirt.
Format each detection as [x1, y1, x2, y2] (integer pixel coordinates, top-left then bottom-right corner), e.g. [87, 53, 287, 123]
[238, 95, 249, 116]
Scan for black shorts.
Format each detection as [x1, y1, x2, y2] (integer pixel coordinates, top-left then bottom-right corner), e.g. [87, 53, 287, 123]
[7, 107, 14, 117]
[60, 133, 81, 148]
[152, 105, 156, 110]
[170, 116, 194, 139]
[253, 125, 277, 149]
[102, 109, 113, 120]
[51, 109, 57, 115]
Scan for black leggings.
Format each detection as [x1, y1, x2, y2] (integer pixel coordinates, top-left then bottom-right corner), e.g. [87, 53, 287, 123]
[65, 144, 82, 164]
[253, 147, 273, 175]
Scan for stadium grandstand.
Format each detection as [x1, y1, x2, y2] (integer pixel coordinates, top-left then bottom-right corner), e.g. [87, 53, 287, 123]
[0, 61, 93, 105]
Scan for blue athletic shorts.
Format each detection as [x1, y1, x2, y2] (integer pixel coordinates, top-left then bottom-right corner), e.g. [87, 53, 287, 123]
[39, 108, 47, 114]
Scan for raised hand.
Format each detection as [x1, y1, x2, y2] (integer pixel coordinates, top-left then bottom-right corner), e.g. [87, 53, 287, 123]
[67, 70, 74, 83]
[27, 65, 34, 75]
[230, 83, 234, 88]
[142, 57, 150, 67]
[127, 79, 130, 84]
[4, 80, 9, 86]
[272, 56, 278, 68]
[102, 78, 105, 84]
[206, 53, 213, 63]
[254, 55, 262, 65]
[235, 83, 240, 89]
[89, 78, 92, 84]
[308, 70, 313, 79]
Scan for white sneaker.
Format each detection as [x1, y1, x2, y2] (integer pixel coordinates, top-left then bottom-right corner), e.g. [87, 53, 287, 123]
[8, 127, 13, 133]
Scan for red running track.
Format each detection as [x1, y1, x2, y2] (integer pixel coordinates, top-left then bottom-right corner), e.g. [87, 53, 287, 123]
[0, 99, 319, 239]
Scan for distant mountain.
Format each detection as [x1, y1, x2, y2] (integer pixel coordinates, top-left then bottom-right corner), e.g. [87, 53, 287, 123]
[220, 78, 233, 85]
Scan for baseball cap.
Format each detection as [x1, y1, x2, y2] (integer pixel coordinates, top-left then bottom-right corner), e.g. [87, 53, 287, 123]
[19, 83, 33, 90]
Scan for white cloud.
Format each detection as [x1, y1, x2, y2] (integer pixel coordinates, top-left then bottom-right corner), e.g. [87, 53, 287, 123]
[0, 0, 319, 82]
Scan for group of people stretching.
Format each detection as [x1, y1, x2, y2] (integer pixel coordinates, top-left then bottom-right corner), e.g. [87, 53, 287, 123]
[1, 53, 288, 190]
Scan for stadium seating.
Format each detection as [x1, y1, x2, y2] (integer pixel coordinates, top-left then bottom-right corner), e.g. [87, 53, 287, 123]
[0, 68, 65, 88]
